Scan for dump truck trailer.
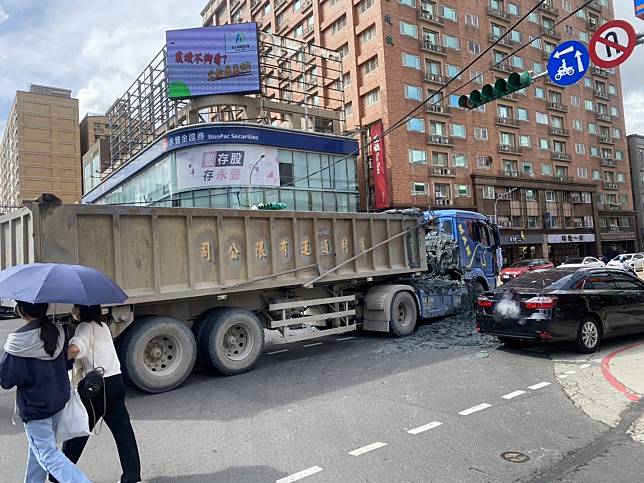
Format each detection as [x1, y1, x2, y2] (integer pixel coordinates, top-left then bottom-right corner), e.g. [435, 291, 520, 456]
[2, 197, 445, 392]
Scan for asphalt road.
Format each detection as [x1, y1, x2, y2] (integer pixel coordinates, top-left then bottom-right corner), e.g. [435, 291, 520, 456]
[1, 315, 643, 483]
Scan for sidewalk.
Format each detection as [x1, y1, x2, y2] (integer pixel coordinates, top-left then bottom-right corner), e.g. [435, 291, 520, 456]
[553, 337, 644, 444]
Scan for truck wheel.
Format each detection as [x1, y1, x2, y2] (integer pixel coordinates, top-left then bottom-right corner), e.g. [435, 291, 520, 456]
[191, 308, 223, 367]
[389, 291, 417, 337]
[199, 308, 264, 376]
[118, 316, 197, 393]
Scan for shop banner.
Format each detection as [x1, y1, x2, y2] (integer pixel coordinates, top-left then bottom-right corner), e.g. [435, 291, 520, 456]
[370, 122, 390, 210]
[547, 233, 596, 244]
[176, 144, 280, 190]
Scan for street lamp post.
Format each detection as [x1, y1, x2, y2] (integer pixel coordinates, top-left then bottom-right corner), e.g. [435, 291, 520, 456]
[247, 154, 265, 208]
[493, 187, 518, 270]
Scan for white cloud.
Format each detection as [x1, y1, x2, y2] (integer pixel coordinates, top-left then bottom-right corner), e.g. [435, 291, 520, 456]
[0, 6, 9, 24]
[623, 91, 644, 135]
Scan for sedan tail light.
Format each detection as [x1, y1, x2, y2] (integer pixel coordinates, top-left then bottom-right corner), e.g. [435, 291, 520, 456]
[524, 296, 558, 310]
[477, 296, 494, 308]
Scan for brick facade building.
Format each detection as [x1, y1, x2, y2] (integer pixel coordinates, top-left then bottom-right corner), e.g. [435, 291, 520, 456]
[200, 0, 635, 264]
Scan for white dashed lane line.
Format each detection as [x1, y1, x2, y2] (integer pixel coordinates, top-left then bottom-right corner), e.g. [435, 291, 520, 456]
[337, 336, 356, 341]
[564, 370, 577, 375]
[348, 442, 388, 456]
[558, 374, 569, 379]
[267, 349, 289, 355]
[458, 403, 492, 416]
[502, 390, 527, 400]
[303, 342, 324, 348]
[579, 363, 591, 369]
[407, 421, 443, 435]
[276, 466, 323, 483]
[528, 382, 551, 390]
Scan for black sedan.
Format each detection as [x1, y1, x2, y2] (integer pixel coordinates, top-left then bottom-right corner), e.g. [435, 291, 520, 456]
[476, 267, 644, 353]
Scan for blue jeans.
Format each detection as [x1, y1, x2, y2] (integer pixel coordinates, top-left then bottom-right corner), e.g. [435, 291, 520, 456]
[24, 409, 91, 483]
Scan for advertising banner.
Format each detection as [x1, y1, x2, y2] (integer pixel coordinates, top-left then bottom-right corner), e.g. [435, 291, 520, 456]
[176, 144, 280, 191]
[166, 23, 261, 99]
[547, 233, 596, 244]
[370, 122, 390, 210]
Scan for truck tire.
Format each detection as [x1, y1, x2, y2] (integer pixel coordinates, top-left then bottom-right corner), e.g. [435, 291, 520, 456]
[118, 316, 197, 393]
[191, 308, 223, 367]
[389, 291, 418, 337]
[199, 308, 264, 376]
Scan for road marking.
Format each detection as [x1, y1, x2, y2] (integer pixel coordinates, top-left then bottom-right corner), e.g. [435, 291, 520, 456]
[337, 336, 356, 341]
[303, 342, 323, 348]
[267, 349, 289, 355]
[502, 390, 526, 400]
[558, 374, 569, 379]
[580, 363, 591, 369]
[349, 442, 387, 456]
[458, 403, 492, 416]
[276, 466, 323, 483]
[407, 421, 443, 435]
[528, 382, 551, 390]
[564, 370, 577, 375]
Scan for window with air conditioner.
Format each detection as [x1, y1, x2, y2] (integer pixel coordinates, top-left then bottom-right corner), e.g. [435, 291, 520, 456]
[455, 184, 471, 198]
[409, 149, 427, 164]
[412, 182, 427, 195]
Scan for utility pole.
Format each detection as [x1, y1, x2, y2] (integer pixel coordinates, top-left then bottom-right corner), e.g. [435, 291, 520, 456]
[494, 187, 518, 269]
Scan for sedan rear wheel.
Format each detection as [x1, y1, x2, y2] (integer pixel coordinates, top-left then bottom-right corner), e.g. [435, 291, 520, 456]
[575, 318, 601, 354]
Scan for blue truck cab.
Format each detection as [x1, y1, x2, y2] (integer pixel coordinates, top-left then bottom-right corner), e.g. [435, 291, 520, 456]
[430, 210, 500, 291]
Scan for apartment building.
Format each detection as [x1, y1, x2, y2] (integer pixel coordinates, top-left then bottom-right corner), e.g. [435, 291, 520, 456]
[80, 113, 111, 194]
[628, 134, 644, 249]
[0, 84, 82, 210]
[200, 0, 634, 263]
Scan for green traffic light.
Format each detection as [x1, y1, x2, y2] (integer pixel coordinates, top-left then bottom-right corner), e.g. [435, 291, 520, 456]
[494, 78, 509, 96]
[457, 72, 533, 110]
[507, 71, 532, 91]
[458, 94, 470, 109]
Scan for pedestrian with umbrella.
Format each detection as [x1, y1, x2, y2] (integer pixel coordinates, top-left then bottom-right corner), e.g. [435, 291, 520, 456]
[0, 262, 134, 482]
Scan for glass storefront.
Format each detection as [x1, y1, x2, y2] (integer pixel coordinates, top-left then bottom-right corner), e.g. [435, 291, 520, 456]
[96, 147, 359, 212]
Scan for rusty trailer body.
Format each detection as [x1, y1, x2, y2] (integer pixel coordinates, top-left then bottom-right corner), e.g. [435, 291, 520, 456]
[0, 199, 428, 393]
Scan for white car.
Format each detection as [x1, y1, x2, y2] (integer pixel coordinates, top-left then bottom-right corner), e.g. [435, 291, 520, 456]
[558, 256, 606, 269]
[607, 253, 644, 272]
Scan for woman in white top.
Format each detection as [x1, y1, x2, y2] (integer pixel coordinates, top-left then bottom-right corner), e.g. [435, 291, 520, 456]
[52, 305, 141, 483]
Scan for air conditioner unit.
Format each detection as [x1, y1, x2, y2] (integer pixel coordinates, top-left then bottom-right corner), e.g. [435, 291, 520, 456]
[424, 34, 433, 41]
[435, 192, 444, 199]
[589, 17, 597, 25]
[511, 171, 518, 177]
[444, 199, 453, 205]
[556, 176, 565, 181]
[421, 4, 431, 12]
[500, 144, 510, 151]
[442, 168, 451, 175]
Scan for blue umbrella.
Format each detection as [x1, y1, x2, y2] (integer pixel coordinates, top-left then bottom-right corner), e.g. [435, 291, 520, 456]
[0, 263, 128, 305]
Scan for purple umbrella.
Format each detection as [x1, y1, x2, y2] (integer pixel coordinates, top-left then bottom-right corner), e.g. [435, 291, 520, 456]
[0, 263, 128, 305]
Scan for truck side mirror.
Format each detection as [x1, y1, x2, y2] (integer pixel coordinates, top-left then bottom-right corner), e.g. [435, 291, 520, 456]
[491, 224, 501, 248]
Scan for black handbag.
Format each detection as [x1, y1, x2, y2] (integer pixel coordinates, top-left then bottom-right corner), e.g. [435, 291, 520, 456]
[77, 366, 105, 399]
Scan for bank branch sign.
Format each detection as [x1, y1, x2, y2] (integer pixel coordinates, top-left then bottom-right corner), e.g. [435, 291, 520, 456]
[166, 23, 261, 99]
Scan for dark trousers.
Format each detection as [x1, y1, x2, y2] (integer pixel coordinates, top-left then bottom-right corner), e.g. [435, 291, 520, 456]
[52, 374, 141, 483]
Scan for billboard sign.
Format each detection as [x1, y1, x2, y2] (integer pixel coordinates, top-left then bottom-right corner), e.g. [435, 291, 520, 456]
[175, 144, 279, 191]
[370, 122, 390, 210]
[166, 23, 261, 99]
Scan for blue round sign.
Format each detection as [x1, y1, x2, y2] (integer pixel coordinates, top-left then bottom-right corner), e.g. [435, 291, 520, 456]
[547, 40, 590, 87]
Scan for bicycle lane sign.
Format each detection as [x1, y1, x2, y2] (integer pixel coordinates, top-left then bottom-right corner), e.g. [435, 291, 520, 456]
[589, 19, 637, 69]
[547, 40, 590, 87]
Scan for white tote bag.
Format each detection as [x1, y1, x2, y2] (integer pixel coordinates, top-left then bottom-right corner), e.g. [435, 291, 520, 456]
[55, 387, 90, 443]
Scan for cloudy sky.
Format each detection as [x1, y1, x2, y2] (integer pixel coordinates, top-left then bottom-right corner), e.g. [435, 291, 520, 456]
[0, 0, 642, 137]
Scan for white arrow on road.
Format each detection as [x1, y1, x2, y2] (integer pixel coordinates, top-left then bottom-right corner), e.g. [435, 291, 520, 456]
[553, 46, 574, 59]
[574, 50, 584, 71]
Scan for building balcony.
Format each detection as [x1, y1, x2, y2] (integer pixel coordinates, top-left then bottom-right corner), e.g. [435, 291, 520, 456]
[496, 116, 519, 128]
[601, 203, 623, 211]
[592, 66, 609, 77]
[418, 11, 444, 26]
[426, 103, 451, 116]
[230, 0, 242, 13]
[424, 73, 446, 84]
[498, 144, 521, 155]
[549, 127, 570, 137]
[601, 157, 616, 167]
[570, 196, 584, 204]
[427, 135, 453, 146]
[302, 24, 314, 38]
[554, 175, 574, 182]
[422, 41, 447, 55]
[301, 0, 313, 12]
[596, 112, 612, 122]
[547, 102, 568, 112]
[595, 89, 610, 100]
[541, 27, 561, 40]
[588, 19, 598, 31]
[486, 7, 510, 21]
[502, 170, 520, 177]
[275, 0, 288, 11]
[599, 135, 614, 145]
[488, 33, 513, 47]
[491, 61, 512, 73]
[539, 2, 560, 16]
[251, 0, 262, 12]
[603, 182, 619, 190]
[551, 152, 572, 162]
[588, 0, 603, 12]
[432, 166, 455, 176]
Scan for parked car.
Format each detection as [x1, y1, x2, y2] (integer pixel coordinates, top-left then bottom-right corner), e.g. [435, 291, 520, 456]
[477, 267, 644, 353]
[558, 256, 605, 269]
[501, 259, 554, 282]
[607, 253, 644, 272]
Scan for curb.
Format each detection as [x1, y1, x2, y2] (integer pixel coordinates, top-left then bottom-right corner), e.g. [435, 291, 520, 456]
[600, 342, 643, 402]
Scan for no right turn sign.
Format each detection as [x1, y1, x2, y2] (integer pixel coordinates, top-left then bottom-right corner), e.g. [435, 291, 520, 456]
[589, 20, 637, 69]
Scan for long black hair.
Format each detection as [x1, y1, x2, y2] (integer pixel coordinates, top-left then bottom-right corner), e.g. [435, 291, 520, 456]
[15, 301, 59, 357]
[75, 305, 105, 326]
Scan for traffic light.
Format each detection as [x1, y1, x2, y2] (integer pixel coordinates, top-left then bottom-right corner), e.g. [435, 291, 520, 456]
[458, 72, 533, 109]
[256, 202, 287, 210]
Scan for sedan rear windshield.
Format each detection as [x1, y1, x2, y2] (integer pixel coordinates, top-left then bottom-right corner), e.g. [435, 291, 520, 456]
[504, 270, 577, 290]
